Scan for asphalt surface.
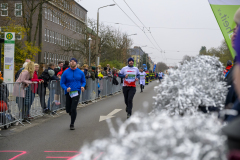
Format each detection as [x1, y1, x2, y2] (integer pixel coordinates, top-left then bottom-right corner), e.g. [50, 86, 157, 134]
[0, 81, 158, 160]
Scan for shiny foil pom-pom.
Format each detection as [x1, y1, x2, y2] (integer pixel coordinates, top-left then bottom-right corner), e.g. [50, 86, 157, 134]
[77, 112, 226, 160]
[152, 55, 228, 115]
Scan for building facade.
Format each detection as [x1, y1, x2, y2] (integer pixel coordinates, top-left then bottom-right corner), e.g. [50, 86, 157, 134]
[129, 46, 145, 67]
[0, 0, 87, 66]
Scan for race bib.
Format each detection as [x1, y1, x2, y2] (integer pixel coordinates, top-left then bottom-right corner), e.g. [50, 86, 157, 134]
[69, 91, 79, 98]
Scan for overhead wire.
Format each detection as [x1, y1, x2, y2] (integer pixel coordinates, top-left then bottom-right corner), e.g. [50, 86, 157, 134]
[122, 0, 166, 60]
[103, 21, 220, 30]
[112, 0, 165, 61]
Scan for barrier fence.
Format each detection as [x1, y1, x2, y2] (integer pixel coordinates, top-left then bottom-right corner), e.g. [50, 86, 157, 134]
[0, 77, 124, 129]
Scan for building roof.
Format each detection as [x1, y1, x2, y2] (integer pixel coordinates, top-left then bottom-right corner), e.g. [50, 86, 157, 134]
[75, 1, 88, 12]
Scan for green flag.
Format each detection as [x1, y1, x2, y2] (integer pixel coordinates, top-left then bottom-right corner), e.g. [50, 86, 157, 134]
[208, 0, 240, 58]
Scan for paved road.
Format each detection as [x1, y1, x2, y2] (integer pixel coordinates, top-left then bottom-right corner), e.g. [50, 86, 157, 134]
[0, 81, 158, 160]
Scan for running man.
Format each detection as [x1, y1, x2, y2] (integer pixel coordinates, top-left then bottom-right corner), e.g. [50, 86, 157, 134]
[119, 58, 140, 119]
[139, 68, 146, 93]
[60, 58, 86, 130]
[159, 71, 163, 82]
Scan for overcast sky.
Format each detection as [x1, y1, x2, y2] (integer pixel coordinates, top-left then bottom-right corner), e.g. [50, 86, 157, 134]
[79, 0, 224, 65]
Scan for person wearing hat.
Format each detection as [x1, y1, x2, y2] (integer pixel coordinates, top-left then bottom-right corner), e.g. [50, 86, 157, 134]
[119, 57, 140, 119]
[60, 58, 86, 130]
[139, 68, 147, 93]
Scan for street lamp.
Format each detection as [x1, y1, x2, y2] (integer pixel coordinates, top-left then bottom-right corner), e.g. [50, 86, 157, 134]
[0, 38, 4, 71]
[88, 37, 92, 66]
[96, 4, 115, 60]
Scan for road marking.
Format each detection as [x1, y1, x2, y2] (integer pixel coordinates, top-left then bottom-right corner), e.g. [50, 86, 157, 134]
[99, 109, 122, 122]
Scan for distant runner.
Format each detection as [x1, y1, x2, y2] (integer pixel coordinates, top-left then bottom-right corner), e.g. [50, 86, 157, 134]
[119, 58, 140, 119]
[159, 71, 163, 82]
[139, 68, 147, 93]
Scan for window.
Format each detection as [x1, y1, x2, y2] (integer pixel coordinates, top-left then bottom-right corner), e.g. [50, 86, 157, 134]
[45, 29, 47, 41]
[52, 10, 55, 23]
[15, 3, 22, 17]
[55, 32, 57, 44]
[47, 29, 49, 42]
[49, 30, 52, 43]
[53, 31, 55, 44]
[50, 9, 52, 21]
[44, 52, 47, 64]
[48, 8, 50, 20]
[57, 12, 59, 24]
[47, 52, 49, 64]
[49, 53, 52, 63]
[1, 3, 8, 16]
[70, 19, 71, 30]
[45, 8, 47, 19]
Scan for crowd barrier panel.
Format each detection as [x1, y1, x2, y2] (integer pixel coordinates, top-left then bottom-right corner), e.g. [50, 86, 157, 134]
[1, 77, 124, 128]
[0, 83, 25, 128]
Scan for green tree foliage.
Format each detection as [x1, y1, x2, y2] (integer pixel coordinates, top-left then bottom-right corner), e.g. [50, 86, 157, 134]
[199, 46, 207, 55]
[100, 60, 126, 69]
[199, 40, 233, 67]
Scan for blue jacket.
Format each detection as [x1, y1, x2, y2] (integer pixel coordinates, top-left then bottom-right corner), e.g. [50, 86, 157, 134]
[60, 68, 86, 95]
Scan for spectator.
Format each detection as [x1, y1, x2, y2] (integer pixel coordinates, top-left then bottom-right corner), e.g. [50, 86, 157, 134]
[79, 66, 84, 72]
[15, 62, 28, 81]
[13, 61, 35, 121]
[27, 63, 43, 118]
[224, 60, 233, 76]
[47, 68, 60, 113]
[102, 67, 108, 76]
[38, 63, 56, 113]
[57, 61, 69, 76]
[54, 61, 63, 76]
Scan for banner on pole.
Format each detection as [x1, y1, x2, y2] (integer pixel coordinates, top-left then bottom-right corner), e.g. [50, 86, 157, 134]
[4, 32, 15, 83]
[208, 0, 240, 58]
[153, 64, 156, 72]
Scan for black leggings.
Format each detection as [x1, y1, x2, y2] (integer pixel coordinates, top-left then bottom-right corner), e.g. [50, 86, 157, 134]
[123, 87, 136, 115]
[66, 92, 80, 125]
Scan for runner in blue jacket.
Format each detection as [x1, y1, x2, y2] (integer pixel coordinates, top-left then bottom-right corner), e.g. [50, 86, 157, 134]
[60, 58, 86, 130]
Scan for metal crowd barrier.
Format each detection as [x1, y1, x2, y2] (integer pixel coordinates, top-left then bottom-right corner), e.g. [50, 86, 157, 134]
[48, 77, 122, 114]
[1, 77, 123, 129]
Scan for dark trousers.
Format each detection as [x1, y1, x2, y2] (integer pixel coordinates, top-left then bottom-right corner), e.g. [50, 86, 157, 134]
[123, 87, 136, 115]
[38, 85, 47, 110]
[66, 92, 80, 125]
[140, 84, 143, 91]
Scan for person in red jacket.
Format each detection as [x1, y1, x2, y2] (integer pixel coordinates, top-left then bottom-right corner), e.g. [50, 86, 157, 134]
[224, 60, 233, 76]
[29, 63, 43, 116]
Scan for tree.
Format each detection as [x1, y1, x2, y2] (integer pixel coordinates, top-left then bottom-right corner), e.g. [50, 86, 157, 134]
[199, 46, 207, 55]
[67, 18, 133, 67]
[156, 62, 168, 72]
[200, 40, 233, 66]
[0, 22, 41, 72]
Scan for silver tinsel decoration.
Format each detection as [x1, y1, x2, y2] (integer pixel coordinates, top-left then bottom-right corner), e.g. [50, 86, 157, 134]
[152, 55, 228, 115]
[74, 56, 227, 160]
[76, 112, 226, 160]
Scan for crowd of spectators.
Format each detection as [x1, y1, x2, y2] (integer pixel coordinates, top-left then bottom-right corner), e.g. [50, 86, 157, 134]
[12, 61, 122, 121]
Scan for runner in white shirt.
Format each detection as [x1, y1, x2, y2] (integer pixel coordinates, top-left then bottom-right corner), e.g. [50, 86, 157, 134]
[139, 68, 147, 93]
[158, 71, 163, 82]
[119, 58, 140, 119]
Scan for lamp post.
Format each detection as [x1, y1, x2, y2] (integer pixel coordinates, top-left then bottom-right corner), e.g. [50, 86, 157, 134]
[96, 4, 115, 60]
[125, 33, 137, 65]
[0, 38, 4, 71]
[88, 37, 92, 66]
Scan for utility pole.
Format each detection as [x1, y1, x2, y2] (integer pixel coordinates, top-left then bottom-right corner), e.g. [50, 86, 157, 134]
[96, 4, 115, 62]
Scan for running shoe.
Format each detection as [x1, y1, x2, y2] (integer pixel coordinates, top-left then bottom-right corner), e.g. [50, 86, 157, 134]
[70, 124, 75, 130]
